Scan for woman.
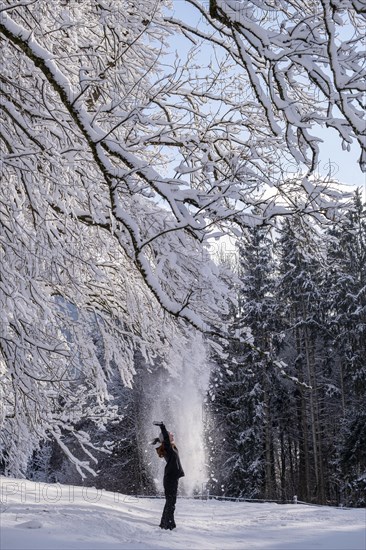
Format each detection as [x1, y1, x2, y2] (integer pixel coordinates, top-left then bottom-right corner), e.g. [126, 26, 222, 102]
[152, 421, 185, 530]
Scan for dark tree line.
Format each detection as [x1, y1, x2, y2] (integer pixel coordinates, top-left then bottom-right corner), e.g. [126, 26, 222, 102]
[206, 190, 366, 507]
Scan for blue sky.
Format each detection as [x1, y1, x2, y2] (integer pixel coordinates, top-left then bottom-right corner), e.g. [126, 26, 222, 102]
[316, 126, 365, 191]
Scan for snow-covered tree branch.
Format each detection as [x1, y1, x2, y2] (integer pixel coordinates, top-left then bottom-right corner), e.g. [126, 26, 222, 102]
[173, 0, 365, 172]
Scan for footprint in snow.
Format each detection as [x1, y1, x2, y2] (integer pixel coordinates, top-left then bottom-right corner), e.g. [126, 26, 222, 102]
[16, 520, 42, 529]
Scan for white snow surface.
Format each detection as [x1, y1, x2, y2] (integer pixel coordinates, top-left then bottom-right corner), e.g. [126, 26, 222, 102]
[1, 477, 365, 550]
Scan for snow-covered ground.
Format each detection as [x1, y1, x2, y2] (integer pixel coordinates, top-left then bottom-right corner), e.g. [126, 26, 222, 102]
[1, 477, 365, 550]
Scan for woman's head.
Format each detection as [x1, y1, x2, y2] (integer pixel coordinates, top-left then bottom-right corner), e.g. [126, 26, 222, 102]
[156, 442, 166, 458]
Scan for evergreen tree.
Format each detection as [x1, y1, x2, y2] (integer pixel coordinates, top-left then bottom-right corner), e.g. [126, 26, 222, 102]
[276, 216, 332, 503]
[325, 190, 366, 506]
[207, 226, 281, 499]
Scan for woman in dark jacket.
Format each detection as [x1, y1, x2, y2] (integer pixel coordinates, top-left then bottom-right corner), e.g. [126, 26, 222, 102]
[152, 422, 185, 530]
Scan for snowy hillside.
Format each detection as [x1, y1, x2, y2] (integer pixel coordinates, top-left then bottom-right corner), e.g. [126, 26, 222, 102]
[1, 478, 365, 550]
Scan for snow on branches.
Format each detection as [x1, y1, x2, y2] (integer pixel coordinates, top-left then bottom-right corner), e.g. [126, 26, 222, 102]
[197, 0, 365, 171]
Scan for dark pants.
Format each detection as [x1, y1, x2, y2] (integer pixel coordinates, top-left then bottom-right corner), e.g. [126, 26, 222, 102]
[160, 477, 178, 530]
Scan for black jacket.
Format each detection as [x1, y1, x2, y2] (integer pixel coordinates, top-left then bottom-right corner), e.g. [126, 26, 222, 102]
[160, 424, 185, 480]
